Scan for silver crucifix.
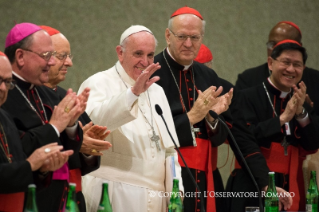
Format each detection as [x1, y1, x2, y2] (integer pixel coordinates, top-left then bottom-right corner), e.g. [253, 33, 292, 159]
[151, 130, 161, 151]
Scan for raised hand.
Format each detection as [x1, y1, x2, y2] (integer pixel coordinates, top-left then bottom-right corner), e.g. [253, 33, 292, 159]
[131, 63, 161, 96]
[292, 81, 307, 115]
[68, 87, 90, 126]
[49, 91, 79, 132]
[279, 95, 298, 126]
[188, 86, 223, 125]
[210, 88, 233, 115]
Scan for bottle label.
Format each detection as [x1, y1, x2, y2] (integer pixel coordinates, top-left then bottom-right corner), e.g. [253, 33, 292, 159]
[264, 206, 279, 212]
[98, 206, 105, 210]
[306, 204, 312, 212]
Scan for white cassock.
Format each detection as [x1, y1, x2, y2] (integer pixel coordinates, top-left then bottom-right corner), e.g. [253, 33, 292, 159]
[78, 61, 184, 212]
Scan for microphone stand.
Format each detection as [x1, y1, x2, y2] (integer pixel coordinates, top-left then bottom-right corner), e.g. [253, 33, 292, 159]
[209, 110, 264, 212]
[155, 104, 206, 212]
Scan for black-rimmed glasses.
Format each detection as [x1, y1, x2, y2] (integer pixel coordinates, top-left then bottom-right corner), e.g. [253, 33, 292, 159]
[0, 78, 15, 90]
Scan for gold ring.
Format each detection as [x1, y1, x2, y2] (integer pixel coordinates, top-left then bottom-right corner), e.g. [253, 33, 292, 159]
[293, 100, 296, 105]
[204, 99, 209, 105]
[44, 148, 51, 153]
[64, 107, 70, 113]
[91, 149, 97, 153]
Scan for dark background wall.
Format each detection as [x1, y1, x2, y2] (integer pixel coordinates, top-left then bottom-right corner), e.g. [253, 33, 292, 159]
[0, 0, 318, 185]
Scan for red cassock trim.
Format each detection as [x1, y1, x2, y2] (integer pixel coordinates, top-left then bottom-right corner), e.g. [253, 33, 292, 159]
[178, 138, 217, 211]
[0, 192, 24, 211]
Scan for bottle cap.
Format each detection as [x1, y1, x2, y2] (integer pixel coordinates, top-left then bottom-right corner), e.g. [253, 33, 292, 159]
[268, 172, 275, 174]
[28, 184, 36, 188]
[69, 182, 76, 187]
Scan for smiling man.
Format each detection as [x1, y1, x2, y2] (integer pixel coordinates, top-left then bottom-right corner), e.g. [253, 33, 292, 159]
[2, 22, 89, 212]
[232, 39, 319, 211]
[78, 25, 183, 212]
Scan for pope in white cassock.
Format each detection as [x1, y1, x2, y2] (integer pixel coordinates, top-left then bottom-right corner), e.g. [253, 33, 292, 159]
[79, 25, 184, 212]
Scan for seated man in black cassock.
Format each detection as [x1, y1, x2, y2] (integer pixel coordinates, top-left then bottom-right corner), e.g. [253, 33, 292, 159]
[229, 40, 319, 211]
[0, 51, 73, 211]
[2, 22, 91, 212]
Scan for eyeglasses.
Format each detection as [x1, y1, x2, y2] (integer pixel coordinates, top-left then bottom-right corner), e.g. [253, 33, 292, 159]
[55, 52, 74, 61]
[274, 58, 304, 70]
[266, 41, 276, 49]
[22, 49, 56, 61]
[0, 78, 15, 90]
[169, 29, 203, 42]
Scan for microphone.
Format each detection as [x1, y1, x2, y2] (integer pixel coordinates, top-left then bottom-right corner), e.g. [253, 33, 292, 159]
[155, 104, 206, 212]
[209, 110, 264, 212]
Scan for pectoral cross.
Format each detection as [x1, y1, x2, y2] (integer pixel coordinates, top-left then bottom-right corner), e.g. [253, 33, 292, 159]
[151, 130, 161, 151]
[191, 126, 200, 147]
[281, 136, 289, 156]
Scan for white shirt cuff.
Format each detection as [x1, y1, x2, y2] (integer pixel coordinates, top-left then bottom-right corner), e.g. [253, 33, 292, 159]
[65, 122, 79, 139]
[50, 124, 60, 137]
[126, 87, 139, 108]
[296, 113, 310, 128]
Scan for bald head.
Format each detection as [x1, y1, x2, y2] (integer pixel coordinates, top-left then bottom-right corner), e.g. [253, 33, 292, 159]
[267, 22, 302, 56]
[45, 32, 73, 88]
[0, 54, 13, 106]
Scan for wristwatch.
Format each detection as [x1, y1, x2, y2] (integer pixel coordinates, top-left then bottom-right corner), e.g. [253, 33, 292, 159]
[295, 107, 307, 119]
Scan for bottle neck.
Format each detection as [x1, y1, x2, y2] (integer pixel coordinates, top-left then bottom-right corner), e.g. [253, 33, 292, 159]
[101, 183, 109, 201]
[173, 179, 179, 191]
[268, 174, 276, 191]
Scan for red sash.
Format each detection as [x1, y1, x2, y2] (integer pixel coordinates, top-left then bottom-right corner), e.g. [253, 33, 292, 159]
[235, 142, 299, 211]
[178, 138, 217, 212]
[0, 192, 24, 212]
[69, 168, 82, 193]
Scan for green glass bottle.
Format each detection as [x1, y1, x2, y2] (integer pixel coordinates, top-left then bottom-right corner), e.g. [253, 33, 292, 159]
[306, 171, 318, 212]
[24, 184, 38, 212]
[168, 178, 183, 212]
[97, 182, 113, 212]
[65, 183, 79, 212]
[264, 172, 279, 212]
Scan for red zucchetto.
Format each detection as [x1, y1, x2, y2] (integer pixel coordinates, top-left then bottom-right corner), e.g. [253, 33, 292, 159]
[170, 6, 203, 20]
[273, 39, 302, 49]
[39, 25, 60, 36]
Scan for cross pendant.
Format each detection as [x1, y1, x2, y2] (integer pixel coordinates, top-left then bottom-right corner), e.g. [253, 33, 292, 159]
[281, 137, 289, 156]
[151, 131, 161, 151]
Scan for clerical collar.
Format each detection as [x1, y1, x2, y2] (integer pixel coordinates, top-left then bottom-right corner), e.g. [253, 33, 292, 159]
[267, 77, 290, 98]
[12, 71, 34, 89]
[116, 61, 135, 86]
[166, 47, 193, 71]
